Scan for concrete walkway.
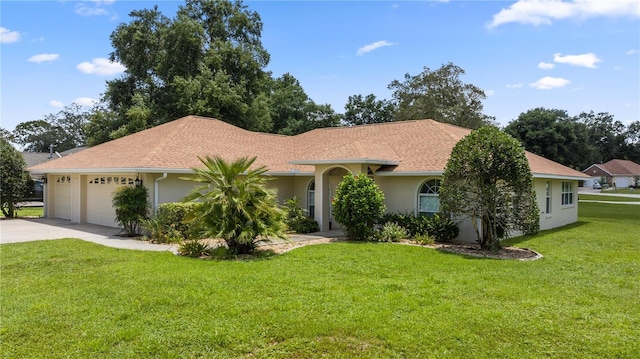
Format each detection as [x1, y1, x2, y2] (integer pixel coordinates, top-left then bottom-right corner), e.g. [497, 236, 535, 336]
[0, 217, 344, 252]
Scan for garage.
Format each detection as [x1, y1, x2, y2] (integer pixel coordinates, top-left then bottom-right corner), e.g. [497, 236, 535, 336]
[53, 175, 72, 220]
[86, 175, 135, 227]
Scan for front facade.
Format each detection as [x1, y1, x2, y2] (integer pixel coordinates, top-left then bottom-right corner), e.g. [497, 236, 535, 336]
[31, 116, 588, 241]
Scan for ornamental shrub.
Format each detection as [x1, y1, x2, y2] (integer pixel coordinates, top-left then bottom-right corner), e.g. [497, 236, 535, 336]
[112, 185, 149, 236]
[141, 202, 205, 243]
[375, 222, 408, 242]
[283, 197, 319, 234]
[332, 173, 385, 241]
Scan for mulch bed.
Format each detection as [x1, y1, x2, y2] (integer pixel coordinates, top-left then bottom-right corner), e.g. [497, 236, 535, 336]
[255, 238, 542, 261]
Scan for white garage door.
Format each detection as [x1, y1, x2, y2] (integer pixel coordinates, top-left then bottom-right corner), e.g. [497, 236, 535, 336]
[86, 176, 135, 227]
[54, 176, 72, 220]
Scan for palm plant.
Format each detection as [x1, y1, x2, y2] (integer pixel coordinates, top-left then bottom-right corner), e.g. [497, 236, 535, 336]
[182, 156, 285, 254]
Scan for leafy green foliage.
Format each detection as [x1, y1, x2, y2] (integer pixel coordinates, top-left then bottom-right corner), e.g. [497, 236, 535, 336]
[441, 126, 539, 250]
[332, 173, 385, 241]
[0, 138, 34, 218]
[269, 73, 341, 135]
[183, 156, 286, 254]
[11, 104, 89, 152]
[142, 202, 206, 243]
[374, 222, 408, 242]
[379, 212, 459, 242]
[343, 93, 396, 126]
[178, 239, 211, 258]
[413, 233, 435, 245]
[283, 197, 319, 234]
[90, 0, 272, 144]
[506, 108, 640, 169]
[388, 62, 493, 129]
[112, 185, 149, 236]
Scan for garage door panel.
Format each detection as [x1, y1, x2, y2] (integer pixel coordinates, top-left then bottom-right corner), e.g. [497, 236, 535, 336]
[54, 176, 71, 220]
[86, 176, 135, 227]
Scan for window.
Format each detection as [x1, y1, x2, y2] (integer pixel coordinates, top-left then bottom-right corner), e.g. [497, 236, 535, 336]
[545, 181, 551, 214]
[561, 181, 574, 205]
[418, 179, 441, 217]
[307, 180, 315, 219]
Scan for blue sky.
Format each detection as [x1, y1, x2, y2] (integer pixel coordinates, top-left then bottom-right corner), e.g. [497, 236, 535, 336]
[1, 0, 638, 133]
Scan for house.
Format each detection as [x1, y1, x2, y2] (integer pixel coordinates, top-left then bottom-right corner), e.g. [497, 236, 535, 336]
[582, 159, 640, 188]
[28, 116, 589, 241]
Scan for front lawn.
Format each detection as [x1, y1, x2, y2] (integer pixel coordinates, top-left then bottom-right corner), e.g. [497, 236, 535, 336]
[0, 206, 43, 218]
[1, 203, 639, 358]
[579, 194, 640, 202]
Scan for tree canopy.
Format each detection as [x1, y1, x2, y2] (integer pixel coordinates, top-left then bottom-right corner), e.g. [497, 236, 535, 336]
[1, 138, 34, 218]
[388, 62, 493, 129]
[440, 126, 539, 250]
[505, 108, 639, 169]
[343, 94, 395, 126]
[90, 0, 273, 143]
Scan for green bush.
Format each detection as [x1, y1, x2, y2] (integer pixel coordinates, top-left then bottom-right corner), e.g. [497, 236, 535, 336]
[375, 222, 408, 242]
[112, 185, 149, 236]
[379, 212, 459, 242]
[333, 173, 386, 241]
[427, 214, 460, 243]
[141, 202, 205, 243]
[283, 197, 319, 234]
[380, 212, 429, 237]
[414, 233, 435, 245]
[178, 239, 210, 258]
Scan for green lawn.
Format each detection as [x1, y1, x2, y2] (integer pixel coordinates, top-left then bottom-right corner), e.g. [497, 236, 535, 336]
[579, 194, 640, 202]
[1, 203, 639, 358]
[599, 188, 640, 195]
[0, 206, 43, 218]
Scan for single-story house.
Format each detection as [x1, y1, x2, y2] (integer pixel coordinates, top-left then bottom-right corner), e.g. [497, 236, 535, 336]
[582, 159, 640, 188]
[29, 116, 588, 241]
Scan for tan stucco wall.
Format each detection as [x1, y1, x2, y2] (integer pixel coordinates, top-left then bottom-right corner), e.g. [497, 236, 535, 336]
[535, 178, 578, 231]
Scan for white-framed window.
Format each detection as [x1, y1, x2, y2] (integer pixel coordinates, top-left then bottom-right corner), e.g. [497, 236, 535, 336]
[418, 179, 441, 217]
[545, 181, 551, 214]
[307, 180, 315, 219]
[561, 181, 574, 205]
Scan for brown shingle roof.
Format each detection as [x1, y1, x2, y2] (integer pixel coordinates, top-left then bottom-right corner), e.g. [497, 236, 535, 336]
[585, 159, 640, 176]
[29, 115, 588, 179]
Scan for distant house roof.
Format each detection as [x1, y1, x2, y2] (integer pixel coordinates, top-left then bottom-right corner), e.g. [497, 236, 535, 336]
[29, 116, 589, 180]
[22, 146, 87, 168]
[583, 159, 640, 177]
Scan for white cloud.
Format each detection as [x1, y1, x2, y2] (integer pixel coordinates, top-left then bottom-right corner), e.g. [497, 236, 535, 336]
[488, 0, 640, 28]
[485, 89, 495, 96]
[530, 76, 570, 90]
[553, 52, 601, 68]
[49, 100, 64, 108]
[28, 53, 60, 63]
[76, 57, 125, 75]
[356, 40, 395, 56]
[506, 83, 524, 89]
[0, 27, 21, 43]
[75, 1, 116, 17]
[626, 49, 640, 55]
[538, 61, 555, 69]
[73, 97, 98, 106]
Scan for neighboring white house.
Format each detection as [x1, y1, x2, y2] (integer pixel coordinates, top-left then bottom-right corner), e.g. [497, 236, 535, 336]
[582, 159, 640, 189]
[29, 116, 589, 241]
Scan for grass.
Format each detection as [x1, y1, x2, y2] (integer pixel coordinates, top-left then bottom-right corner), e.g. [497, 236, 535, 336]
[1, 203, 639, 358]
[0, 206, 43, 218]
[579, 194, 640, 202]
[598, 188, 640, 195]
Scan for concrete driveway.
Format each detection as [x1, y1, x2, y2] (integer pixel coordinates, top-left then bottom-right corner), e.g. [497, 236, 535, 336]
[0, 218, 177, 252]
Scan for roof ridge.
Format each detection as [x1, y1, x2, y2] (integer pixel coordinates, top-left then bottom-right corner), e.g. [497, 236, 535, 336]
[139, 117, 190, 166]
